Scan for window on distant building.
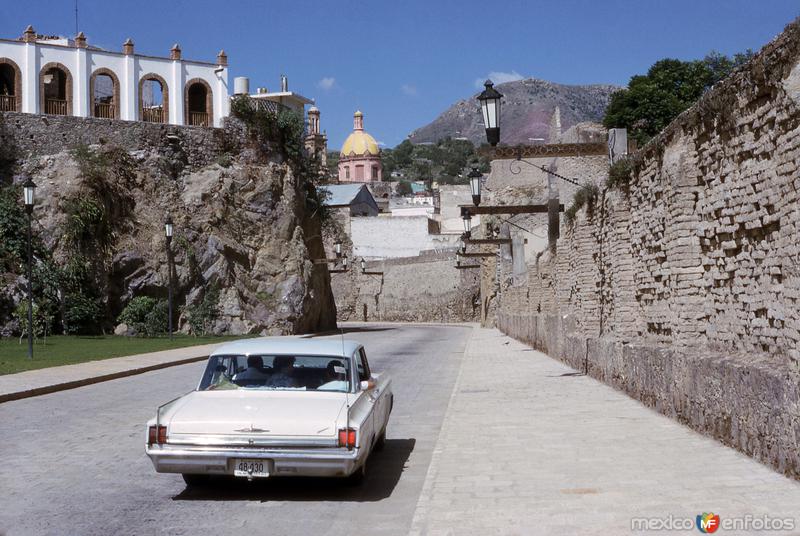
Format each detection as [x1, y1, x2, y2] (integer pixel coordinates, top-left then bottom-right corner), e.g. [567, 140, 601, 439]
[355, 165, 364, 180]
[345, 166, 350, 179]
[371, 166, 378, 180]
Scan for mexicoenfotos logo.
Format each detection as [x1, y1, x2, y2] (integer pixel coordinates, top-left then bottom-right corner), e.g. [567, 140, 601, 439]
[631, 513, 795, 532]
[696, 512, 720, 533]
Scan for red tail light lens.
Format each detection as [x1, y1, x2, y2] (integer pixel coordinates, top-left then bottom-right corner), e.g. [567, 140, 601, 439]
[338, 428, 357, 449]
[148, 425, 167, 446]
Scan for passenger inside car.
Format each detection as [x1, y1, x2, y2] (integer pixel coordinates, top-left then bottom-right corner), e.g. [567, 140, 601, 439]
[317, 360, 348, 391]
[267, 356, 297, 387]
[233, 355, 270, 384]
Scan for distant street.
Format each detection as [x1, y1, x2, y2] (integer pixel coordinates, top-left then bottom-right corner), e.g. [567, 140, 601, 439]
[0, 324, 473, 536]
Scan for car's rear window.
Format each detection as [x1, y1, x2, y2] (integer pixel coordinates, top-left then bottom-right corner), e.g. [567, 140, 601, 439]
[198, 354, 351, 392]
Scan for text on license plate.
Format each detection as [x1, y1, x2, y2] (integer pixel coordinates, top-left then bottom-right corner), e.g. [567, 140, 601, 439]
[233, 458, 270, 478]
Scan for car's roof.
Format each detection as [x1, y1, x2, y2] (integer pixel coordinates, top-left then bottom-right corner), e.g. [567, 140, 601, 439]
[210, 336, 362, 358]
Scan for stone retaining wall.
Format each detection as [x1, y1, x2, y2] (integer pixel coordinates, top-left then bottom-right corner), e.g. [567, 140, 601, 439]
[333, 252, 479, 323]
[0, 111, 236, 168]
[494, 18, 800, 478]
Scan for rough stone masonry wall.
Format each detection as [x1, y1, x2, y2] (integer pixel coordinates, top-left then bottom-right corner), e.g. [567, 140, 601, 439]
[496, 18, 800, 478]
[0, 111, 235, 168]
[333, 251, 480, 323]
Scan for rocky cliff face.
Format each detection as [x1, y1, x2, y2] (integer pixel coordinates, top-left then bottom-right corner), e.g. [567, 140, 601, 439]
[408, 78, 618, 146]
[0, 113, 337, 336]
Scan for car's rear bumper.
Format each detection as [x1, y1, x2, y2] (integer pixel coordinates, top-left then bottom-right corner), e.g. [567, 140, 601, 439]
[146, 445, 362, 478]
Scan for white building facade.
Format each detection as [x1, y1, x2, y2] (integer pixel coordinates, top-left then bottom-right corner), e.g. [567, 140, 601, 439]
[0, 26, 229, 127]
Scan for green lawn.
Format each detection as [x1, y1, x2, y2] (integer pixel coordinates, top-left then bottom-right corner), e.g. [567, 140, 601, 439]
[0, 334, 250, 375]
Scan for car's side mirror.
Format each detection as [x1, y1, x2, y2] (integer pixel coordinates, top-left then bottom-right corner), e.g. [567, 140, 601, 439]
[360, 379, 376, 391]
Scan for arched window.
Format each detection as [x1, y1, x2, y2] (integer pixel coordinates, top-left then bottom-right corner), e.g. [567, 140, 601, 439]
[185, 78, 213, 127]
[90, 68, 120, 119]
[139, 74, 169, 123]
[0, 58, 22, 112]
[40, 62, 72, 116]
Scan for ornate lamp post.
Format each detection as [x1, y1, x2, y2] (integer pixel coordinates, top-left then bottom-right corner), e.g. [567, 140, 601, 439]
[23, 177, 36, 359]
[469, 166, 483, 206]
[477, 80, 503, 147]
[164, 215, 174, 340]
[334, 239, 342, 258]
[360, 258, 366, 273]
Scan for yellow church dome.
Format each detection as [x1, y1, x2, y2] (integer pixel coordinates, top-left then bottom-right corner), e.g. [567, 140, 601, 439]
[341, 130, 380, 156]
[340, 110, 380, 156]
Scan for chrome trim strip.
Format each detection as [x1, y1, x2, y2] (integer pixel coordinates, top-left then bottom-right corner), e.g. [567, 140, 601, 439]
[167, 435, 338, 448]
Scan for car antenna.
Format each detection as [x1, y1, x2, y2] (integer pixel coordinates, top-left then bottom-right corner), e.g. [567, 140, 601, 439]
[341, 327, 351, 436]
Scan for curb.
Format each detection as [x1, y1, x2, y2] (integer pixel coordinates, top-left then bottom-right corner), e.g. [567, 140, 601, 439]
[408, 325, 476, 536]
[0, 355, 208, 404]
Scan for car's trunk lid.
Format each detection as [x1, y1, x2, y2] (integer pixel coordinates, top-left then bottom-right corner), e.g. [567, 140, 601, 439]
[166, 390, 346, 438]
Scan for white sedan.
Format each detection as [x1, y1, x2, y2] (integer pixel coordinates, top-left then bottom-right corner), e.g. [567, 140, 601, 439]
[145, 338, 393, 486]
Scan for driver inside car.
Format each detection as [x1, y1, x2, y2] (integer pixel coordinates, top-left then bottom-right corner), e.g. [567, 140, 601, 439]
[317, 360, 348, 391]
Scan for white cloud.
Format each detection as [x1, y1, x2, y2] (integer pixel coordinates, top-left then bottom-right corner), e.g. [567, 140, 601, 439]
[317, 77, 336, 91]
[474, 70, 524, 88]
[401, 84, 418, 96]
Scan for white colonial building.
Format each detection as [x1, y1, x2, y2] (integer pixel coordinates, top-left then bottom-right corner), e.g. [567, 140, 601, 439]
[0, 26, 229, 127]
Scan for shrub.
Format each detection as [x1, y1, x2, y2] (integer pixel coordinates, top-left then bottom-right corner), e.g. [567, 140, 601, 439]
[564, 183, 600, 226]
[0, 185, 29, 272]
[184, 284, 220, 336]
[607, 158, 633, 192]
[62, 196, 112, 254]
[117, 296, 169, 336]
[13, 301, 52, 341]
[63, 292, 103, 335]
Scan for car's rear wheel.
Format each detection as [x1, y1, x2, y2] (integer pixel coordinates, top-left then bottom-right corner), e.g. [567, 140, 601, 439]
[182, 473, 210, 487]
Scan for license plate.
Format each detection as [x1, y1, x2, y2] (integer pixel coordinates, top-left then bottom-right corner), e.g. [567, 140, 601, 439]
[233, 458, 271, 478]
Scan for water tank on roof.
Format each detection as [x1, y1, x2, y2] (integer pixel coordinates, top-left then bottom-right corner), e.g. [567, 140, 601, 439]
[234, 77, 250, 95]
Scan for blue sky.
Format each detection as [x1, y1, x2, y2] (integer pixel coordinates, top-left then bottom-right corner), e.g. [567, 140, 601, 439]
[2, 1, 798, 149]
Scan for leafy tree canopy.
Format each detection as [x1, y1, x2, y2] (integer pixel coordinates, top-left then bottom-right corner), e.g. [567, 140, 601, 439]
[603, 50, 753, 145]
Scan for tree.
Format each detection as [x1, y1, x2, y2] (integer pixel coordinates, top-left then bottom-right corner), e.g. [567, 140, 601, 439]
[396, 181, 413, 196]
[603, 51, 753, 145]
[393, 140, 414, 168]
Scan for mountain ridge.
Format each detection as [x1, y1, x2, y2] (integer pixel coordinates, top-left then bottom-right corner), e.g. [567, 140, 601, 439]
[407, 78, 620, 146]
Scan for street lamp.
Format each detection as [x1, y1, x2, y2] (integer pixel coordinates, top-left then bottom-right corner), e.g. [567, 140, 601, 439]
[342, 255, 348, 270]
[462, 209, 472, 238]
[468, 166, 482, 206]
[477, 79, 503, 146]
[334, 238, 342, 258]
[164, 215, 174, 340]
[23, 177, 36, 359]
[360, 258, 366, 273]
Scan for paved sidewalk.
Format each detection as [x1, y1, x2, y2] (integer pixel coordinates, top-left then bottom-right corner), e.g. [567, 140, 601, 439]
[0, 342, 227, 403]
[410, 328, 800, 535]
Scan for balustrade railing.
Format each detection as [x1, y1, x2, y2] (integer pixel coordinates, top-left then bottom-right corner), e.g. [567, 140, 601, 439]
[94, 102, 115, 119]
[142, 107, 164, 123]
[0, 95, 16, 112]
[45, 98, 67, 115]
[188, 111, 210, 127]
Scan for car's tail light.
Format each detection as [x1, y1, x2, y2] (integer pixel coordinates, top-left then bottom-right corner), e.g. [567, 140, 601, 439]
[338, 428, 357, 449]
[148, 425, 167, 446]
